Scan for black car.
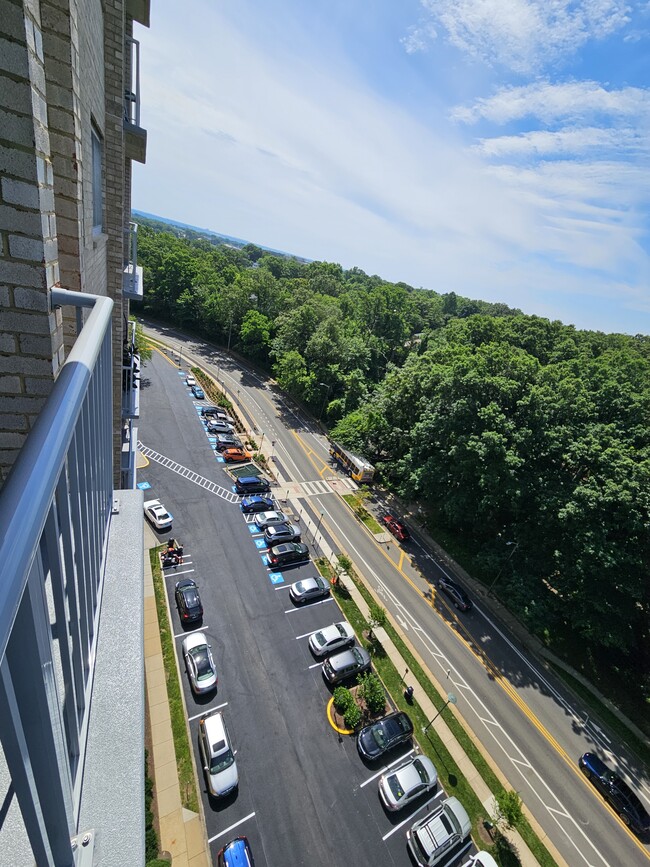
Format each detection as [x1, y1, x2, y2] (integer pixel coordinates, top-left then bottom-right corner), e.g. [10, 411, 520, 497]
[175, 579, 203, 624]
[267, 542, 310, 568]
[357, 711, 413, 761]
[215, 435, 243, 452]
[438, 575, 472, 612]
[579, 752, 650, 835]
[241, 495, 275, 514]
[235, 476, 271, 495]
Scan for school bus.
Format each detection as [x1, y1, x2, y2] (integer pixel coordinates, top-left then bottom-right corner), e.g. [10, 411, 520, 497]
[328, 440, 375, 483]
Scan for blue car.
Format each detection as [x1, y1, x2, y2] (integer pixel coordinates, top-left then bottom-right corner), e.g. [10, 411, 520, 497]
[579, 752, 650, 835]
[191, 385, 205, 399]
[217, 836, 254, 866]
[241, 495, 274, 514]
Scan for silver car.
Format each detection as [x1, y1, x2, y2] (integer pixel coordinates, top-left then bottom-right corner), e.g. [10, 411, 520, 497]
[182, 632, 217, 694]
[289, 575, 330, 604]
[264, 522, 301, 545]
[198, 711, 238, 798]
[309, 621, 355, 657]
[322, 646, 371, 684]
[254, 510, 288, 530]
[207, 419, 233, 434]
[378, 755, 438, 811]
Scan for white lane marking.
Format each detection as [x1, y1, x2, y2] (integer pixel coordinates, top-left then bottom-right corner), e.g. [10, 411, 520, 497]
[381, 790, 444, 841]
[174, 625, 208, 639]
[307, 662, 322, 670]
[138, 442, 239, 503]
[208, 812, 256, 844]
[359, 750, 416, 788]
[163, 559, 192, 568]
[295, 629, 318, 640]
[188, 701, 228, 722]
[164, 568, 195, 578]
[315, 499, 613, 867]
[284, 598, 334, 613]
[274, 584, 292, 591]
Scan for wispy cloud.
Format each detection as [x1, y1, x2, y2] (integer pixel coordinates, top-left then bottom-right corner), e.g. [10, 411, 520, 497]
[474, 126, 646, 158]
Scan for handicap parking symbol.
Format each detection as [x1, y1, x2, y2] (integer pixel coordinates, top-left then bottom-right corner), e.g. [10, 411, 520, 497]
[261, 554, 269, 566]
[136, 481, 151, 490]
[248, 524, 259, 534]
[268, 572, 284, 585]
[254, 538, 268, 550]
[215, 456, 225, 463]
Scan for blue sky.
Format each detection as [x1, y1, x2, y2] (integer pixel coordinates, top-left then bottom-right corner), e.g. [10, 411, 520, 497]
[133, 0, 650, 334]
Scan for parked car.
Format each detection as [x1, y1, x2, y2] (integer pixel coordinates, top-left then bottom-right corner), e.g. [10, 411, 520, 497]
[289, 575, 330, 604]
[223, 448, 253, 463]
[308, 621, 355, 657]
[241, 495, 275, 514]
[264, 522, 301, 545]
[198, 711, 238, 798]
[437, 574, 472, 612]
[185, 375, 196, 387]
[254, 510, 288, 530]
[322, 646, 371, 685]
[378, 755, 438, 811]
[217, 837, 255, 867]
[235, 476, 271, 495]
[212, 408, 235, 425]
[215, 435, 243, 452]
[207, 419, 234, 434]
[579, 752, 650, 835]
[407, 796, 472, 866]
[175, 578, 203, 624]
[267, 542, 310, 568]
[182, 632, 217, 694]
[191, 385, 205, 400]
[143, 499, 173, 531]
[466, 854, 499, 867]
[382, 514, 410, 541]
[357, 711, 413, 761]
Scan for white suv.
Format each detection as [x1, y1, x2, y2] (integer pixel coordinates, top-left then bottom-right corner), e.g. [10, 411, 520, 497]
[407, 796, 471, 865]
[198, 712, 238, 798]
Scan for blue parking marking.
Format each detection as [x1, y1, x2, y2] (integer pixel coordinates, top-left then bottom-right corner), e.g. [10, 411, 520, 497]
[215, 456, 225, 463]
[207, 435, 217, 442]
[178, 371, 186, 375]
[261, 554, 269, 566]
[268, 572, 284, 585]
[232, 486, 238, 493]
[254, 538, 268, 550]
[136, 481, 151, 490]
[248, 524, 259, 534]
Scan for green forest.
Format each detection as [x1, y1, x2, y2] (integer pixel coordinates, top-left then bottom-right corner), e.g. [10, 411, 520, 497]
[136, 221, 650, 713]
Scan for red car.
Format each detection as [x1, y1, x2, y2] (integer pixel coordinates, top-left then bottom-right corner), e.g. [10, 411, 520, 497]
[382, 514, 410, 541]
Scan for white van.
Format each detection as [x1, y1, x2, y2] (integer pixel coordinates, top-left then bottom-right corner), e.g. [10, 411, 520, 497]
[198, 711, 238, 798]
[406, 796, 471, 866]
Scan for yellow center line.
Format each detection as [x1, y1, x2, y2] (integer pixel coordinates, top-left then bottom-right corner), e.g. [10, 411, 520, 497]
[398, 550, 405, 571]
[291, 429, 330, 477]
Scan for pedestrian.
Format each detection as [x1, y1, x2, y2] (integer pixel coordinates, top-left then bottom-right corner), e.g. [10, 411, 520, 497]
[177, 544, 184, 564]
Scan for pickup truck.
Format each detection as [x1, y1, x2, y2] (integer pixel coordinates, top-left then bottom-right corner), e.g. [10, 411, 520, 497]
[406, 796, 471, 866]
[382, 514, 410, 541]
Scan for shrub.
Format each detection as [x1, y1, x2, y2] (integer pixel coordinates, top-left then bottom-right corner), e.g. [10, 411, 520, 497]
[333, 687, 353, 713]
[495, 789, 524, 830]
[344, 702, 363, 729]
[357, 672, 386, 715]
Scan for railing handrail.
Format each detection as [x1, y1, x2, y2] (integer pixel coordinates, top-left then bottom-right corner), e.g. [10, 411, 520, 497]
[0, 288, 113, 663]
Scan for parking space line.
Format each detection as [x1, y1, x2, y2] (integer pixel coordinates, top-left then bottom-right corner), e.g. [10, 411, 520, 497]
[207, 812, 256, 844]
[284, 598, 333, 613]
[359, 750, 415, 788]
[174, 625, 208, 639]
[188, 701, 228, 722]
[274, 584, 292, 591]
[295, 629, 317, 640]
[307, 662, 322, 670]
[163, 568, 195, 578]
[381, 791, 443, 841]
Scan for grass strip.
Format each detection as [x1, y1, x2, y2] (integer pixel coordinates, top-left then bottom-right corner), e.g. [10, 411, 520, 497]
[317, 558, 557, 867]
[341, 493, 385, 534]
[149, 548, 199, 812]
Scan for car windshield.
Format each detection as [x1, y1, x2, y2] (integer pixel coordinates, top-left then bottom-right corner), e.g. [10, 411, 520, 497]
[413, 758, 430, 784]
[313, 631, 326, 646]
[335, 624, 347, 637]
[210, 748, 234, 774]
[351, 648, 364, 664]
[387, 774, 405, 800]
[189, 647, 213, 679]
[295, 582, 306, 593]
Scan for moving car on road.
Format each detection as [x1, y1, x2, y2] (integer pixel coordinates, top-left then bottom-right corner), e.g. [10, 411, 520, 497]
[144, 498, 173, 531]
[264, 522, 301, 545]
[378, 754, 438, 811]
[437, 574, 472, 612]
[241, 495, 275, 513]
[308, 621, 355, 657]
[322, 646, 371, 685]
[267, 542, 309, 568]
[175, 578, 203, 624]
[289, 575, 330, 604]
[182, 632, 217, 694]
[198, 711, 238, 798]
[357, 711, 413, 761]
[382, 514, 410, 541]
[579, 752, 650, 835]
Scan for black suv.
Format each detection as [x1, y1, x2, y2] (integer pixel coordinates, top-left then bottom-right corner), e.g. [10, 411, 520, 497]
[235, 476, 271, 495]
[267, 542, 310, 568]
[175, 579, 203, 624]
[357, 711, 414, 760]
[438, 575, 472, 611]
[579, 752, 650, 835]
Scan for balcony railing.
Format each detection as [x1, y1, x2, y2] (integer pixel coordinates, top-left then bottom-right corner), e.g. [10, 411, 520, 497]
[123, 221, 143, 301]
[124, 37, 147, 163]
[0, 289, 144, 866]
[122, 319, 141, 420]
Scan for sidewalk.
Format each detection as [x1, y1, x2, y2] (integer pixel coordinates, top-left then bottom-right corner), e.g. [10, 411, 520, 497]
[291, 498, 568, 867]
[144, 524, 210, 867]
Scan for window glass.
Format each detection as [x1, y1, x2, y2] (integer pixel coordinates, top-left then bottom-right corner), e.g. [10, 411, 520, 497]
[91, 124, 103, 232]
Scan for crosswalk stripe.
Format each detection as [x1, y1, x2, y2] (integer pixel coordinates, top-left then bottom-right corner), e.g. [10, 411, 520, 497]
[137, 442, 239, 503]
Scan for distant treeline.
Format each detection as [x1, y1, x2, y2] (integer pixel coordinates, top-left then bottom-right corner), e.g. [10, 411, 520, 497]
[136, 221, 650, 705]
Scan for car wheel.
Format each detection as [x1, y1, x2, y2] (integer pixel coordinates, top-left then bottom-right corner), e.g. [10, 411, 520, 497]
[621, 813, 630, 826]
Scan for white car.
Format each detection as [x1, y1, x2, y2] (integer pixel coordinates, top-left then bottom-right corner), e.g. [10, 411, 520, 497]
[309, 621, 355, 657]
[143, 499, 173, 531]
[379, 755, 438, 811]
[207, 419, 233, 434]
[182, 632, 217, 694]
[198, 711, 238, 798]
[186, 375, 196, 387]
[254, 510, 288, 530]
[466, 854, 499, 867]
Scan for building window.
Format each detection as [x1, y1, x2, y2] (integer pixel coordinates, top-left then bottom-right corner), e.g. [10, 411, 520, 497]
[92, 124, 103, 233]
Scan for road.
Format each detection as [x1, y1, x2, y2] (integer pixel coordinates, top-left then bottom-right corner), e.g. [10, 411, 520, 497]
[141, 322, 650, 867]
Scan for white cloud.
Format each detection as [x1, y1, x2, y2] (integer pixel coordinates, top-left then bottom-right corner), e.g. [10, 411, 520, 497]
[401, 22, 438, 54]
[474, 126, 646, 158]
[415, 0, 631, 72]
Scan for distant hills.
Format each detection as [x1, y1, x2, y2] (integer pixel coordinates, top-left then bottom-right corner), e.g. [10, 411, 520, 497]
[132, 210, 310, 262]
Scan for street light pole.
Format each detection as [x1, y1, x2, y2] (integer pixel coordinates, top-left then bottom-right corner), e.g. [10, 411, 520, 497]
[424, 692, 457, 732]
[488, 540, 519, 595]
[318, 382, 331, 422]
[312, 512, 324, 545]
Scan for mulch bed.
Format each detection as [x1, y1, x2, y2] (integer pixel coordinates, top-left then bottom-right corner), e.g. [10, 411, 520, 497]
[330, 684, 388, 731]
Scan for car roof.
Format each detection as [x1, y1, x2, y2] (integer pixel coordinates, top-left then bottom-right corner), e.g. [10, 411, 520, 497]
[176, 578, 197, 590]
[182, 632, 208, 652]
[221, 837, 252, 866]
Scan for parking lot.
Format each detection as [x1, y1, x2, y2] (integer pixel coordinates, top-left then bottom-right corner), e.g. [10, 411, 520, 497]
[139, 350, 477, 866]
